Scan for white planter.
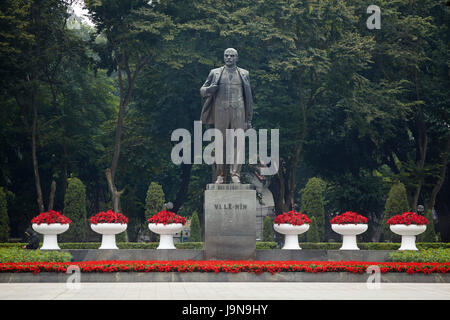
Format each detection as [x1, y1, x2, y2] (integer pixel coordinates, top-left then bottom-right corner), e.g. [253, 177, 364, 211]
[331, 224, 368, 250]
[273, 223, 310, 250]
[90, 223, 127, 249]
[32, 223, 69, 250]
[390, 224, 426, 250]
[148, 223, 183, 249]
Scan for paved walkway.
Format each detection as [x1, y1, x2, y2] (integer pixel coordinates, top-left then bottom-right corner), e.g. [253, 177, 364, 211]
[0, 282, 449, 300]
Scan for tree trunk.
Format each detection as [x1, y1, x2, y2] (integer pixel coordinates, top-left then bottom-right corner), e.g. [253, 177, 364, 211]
[29, 1, 45, 213]
[106, 65, 129, 242]
[62, 138, 69, 192]
[173, 164, 192, 213]
[427, 135, 450, 212]
[105, 168, 127, 241]
[106, 99, 128, 242]
[269, 68, 314, 215]
[411, 69, 427, 212]
[105, 168, 123, 213]
[31, 97, 45, 213]
[106, 57, 141, 220]
[48, 81, 69, 194]
[47, 180, 56, 211]
[286, 161, 297, 211]
[278, 166, 287, 212]
[268, 174, 284, 214]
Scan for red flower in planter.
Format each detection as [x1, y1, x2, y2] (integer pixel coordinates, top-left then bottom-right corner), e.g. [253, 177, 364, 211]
[89, 210, 129, 225]
[330, 211, 368, 224]
[147, 210, 186, 226]
[31, 210, 72, 225]
[274, 210, 311, 226]
[386, 212, 429, 225]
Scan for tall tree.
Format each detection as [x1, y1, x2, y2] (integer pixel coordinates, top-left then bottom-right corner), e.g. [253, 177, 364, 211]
[364, 0, 449, 211]
[26, 0, 71, 212]
[85, 0, 174, 214]
[1, 0, 90, 213]
[226, 0, 375, 213]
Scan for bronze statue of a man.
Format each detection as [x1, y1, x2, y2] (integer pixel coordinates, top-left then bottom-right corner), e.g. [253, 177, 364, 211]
[200, 48, 254, 184]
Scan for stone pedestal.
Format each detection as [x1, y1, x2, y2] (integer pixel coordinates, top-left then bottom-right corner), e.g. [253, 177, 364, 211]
[204, 184, 256, 260]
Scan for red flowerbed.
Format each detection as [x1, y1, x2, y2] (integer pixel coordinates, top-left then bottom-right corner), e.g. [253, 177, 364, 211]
[386, 212, 429, 225]
[2, 260, 449, 275]
[147, 210, 186, 225]
[274, 210, 311, 226]
[330, 211, 368, 224]
[31, 210, 72, 225]
[89, 210, 128, 224]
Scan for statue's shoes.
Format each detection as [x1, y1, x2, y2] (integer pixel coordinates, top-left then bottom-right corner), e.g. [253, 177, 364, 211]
[215, 175, 224, 184]
[231, 175, 240, 184]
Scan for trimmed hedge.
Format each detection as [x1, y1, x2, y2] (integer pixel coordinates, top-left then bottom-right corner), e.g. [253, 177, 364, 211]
[63, 242, 206, 250]
[62, 177, 88, 242]
[0, 187, 9, 242]
[175, 242, 204, 249]
[189, 211, 201, 242]
[1, 242, 449, 250]
[0, 247, 72, 263]
[256, 242, 278, 249]
[419, 209, 437, 242]
[306, 217, 320, 242]
[301, 177, 326, 241]
[383, 182, 409, 242]
[388, 249, 450, 263]
[262, 216, 274, 242]
[145, 182, 165, 242]
[0, 242, 205, 250]
[298, 242, 450, 250]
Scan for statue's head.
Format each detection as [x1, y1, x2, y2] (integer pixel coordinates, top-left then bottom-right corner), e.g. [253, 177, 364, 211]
[224, 48, 238, 67]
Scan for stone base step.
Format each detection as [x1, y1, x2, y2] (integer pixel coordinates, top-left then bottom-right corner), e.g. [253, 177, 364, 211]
[1, 272, 448, 283]
[66, 249, 393, 262]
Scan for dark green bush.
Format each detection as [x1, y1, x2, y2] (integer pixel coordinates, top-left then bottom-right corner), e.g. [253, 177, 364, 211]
[0, 187, 9, 242]
[0, 242, 26, 248]
[298, 242, 342, 250]
[189, 211, 201, 242]
[117, 242, 157, 249]
[262, 216, 274, 242]
[418, 209, 437, 242]
[416, 243, 450, 249]
[61, 242, 101, 249]
[175, 242, 204, 249]
[145, 182, 165, 220]
[61, 177, 88, 242]
[306, 216, 320, 242]
[0, 247, 72, 262]
[388, 248, 450, 263]
[360, 243, 400, 250]
[256, 242, 278, 249]
[63, 242, 203, 250]
[145, 182, 165, 242]
[300, 177, 326, 241]
[115, 230, 127, 243]
[382, 182, 409, 242]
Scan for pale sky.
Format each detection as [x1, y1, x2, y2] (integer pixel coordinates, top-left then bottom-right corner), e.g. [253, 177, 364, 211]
[71, 0, 94, 26]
